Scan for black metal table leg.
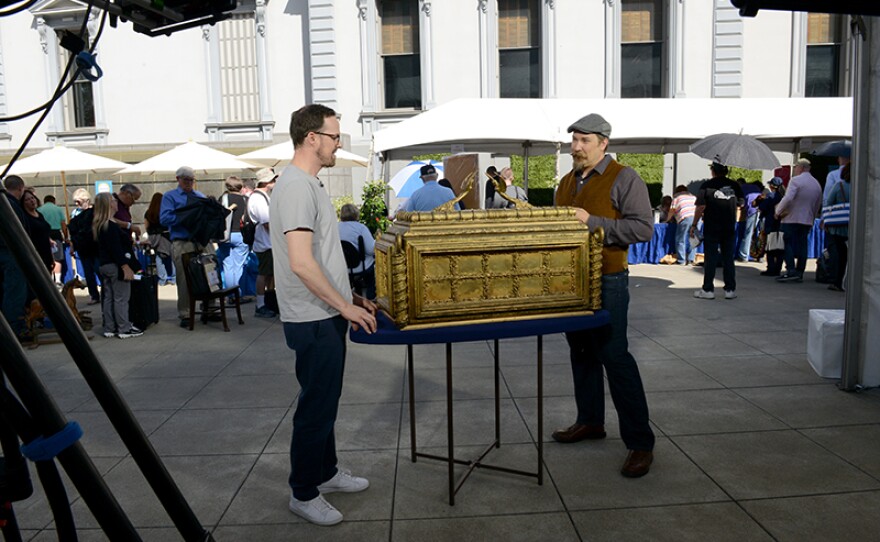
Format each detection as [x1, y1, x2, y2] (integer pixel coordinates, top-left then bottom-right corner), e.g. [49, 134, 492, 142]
[494, 338, 500, 448]
[408, 344, 416, 463]
[446, 342, 455, 505]
[537, 334, 544, 485]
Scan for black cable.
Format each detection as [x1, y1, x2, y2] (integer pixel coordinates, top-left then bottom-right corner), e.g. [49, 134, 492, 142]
[0, 1, 40, 17]
[0, 2, 106, 179]
[0, 1, 109, 124]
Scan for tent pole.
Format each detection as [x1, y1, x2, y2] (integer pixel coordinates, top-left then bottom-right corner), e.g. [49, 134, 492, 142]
[522, 141, 531, 194]
[840, 16, 872, 390]
[60, 170, 71, 223]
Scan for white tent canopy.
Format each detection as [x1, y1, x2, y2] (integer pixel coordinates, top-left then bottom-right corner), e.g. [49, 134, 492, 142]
[238, 141, 369, 168]
[372, 97, 853, 160]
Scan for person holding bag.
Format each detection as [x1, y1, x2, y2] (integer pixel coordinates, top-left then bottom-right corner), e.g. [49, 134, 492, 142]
[94, 192, 143, 339]
[757, 177, 786, 277]
[823, 164, 850, 292]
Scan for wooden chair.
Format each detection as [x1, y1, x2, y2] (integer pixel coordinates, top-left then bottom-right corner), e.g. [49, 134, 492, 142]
[181, 252, 244, 332]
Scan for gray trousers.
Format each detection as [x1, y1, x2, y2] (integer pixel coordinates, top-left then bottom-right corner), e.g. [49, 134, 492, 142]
[99, 263, 132, 334]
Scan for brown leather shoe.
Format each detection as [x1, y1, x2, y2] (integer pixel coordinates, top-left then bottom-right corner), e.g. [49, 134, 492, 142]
[620, 450, 653, 478]
[551, 423, 606, 443]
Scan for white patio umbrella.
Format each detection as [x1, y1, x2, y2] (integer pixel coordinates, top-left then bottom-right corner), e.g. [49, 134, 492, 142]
[115, 141, 256, 176]
[388, 160, 444, 198]
[1, 145, 129, 220]
[238, 141, 369, 168]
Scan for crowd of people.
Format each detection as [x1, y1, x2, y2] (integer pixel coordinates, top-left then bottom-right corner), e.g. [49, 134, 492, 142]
[655, 154, 848, 297]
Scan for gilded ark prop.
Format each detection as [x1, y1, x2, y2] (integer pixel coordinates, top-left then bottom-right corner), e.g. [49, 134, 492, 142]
[375, 176, 603, 329]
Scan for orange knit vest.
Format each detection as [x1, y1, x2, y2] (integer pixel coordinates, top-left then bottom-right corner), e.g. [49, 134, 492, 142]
[556, 160, 629, 275]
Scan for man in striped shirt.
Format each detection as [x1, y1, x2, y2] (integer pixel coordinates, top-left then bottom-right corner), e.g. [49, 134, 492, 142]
[668, 185, 697, 265]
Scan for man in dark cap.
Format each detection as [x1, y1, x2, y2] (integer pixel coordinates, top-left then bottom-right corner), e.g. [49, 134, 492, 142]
[400, 164, 459, 212]
[692, 162, 744, 299]
[553, 113, 656, 478]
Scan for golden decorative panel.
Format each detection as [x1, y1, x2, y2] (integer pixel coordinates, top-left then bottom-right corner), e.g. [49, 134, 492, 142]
[374, 207, 604, 330]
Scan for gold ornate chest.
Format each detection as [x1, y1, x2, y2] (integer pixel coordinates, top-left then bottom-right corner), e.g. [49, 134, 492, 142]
[374, 207, 603, 329]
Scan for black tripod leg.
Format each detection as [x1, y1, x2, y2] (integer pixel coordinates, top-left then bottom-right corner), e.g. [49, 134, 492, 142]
[0, 317, 141, 541]
[0, 192, 213, 542]
[2, 384, 80, 542]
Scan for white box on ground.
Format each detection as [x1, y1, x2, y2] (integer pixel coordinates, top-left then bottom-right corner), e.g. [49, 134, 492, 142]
[807, 309, 846, 378]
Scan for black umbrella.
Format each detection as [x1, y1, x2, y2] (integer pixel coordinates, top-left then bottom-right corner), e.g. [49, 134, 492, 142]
[811, 140, 851, 158]
[173, 196, 230, 246]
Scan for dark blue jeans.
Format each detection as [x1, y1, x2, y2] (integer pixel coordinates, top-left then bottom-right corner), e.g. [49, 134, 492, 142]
[285, 316, 348, 501]
[564, 271, 654, 451]
[0, 246, 27, 336]
[702, 230, 737, 292]
[781, 223, 812, 275]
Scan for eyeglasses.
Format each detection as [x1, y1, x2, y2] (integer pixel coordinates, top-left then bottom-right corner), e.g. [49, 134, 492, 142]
[314, 131, 341, 142]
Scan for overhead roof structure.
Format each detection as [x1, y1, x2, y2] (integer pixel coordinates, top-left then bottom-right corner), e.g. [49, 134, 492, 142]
[372, 97, 853, 160]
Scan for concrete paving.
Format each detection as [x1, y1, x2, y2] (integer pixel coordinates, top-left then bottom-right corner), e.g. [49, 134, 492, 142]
[12, 260, 880, 541]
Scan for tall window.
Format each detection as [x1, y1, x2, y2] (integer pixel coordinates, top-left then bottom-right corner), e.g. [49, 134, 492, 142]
[621, 0, 664, 98]
[58, 31, 95, 129]
[806, 13, 842, 97]
[219, 13, 259, 122]
[380, 0, 421, 109]
[498, 0, 540, 98]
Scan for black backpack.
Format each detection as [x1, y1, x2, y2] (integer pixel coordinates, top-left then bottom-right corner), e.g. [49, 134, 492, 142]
[68, 208, 98, 258]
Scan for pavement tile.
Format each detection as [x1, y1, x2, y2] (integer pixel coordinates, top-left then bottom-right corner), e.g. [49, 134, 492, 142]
[221, 450, 395, 525]
[735, 384, 880, 428]
[729, 330, 808, 355]
[72, 376, 212, 412]
[68, 454, 258, 529]
[673, 430, 880, 499]
[148, 407, 286, 455]
[648, 389, 789, 435]
[570, 502, 773, 541]
[185, 374, 297, 409]
[75, 409, 175, 458]
[652, 334, 762, 358]
[800, 424, 880, 479]
[686, 354, 825, 388]
[215, 521, 390, 541]
[545, 438, 728, 510]
[393, 443, 561, 519]
[393, 512, 579, 541]
[638, 358, 724, 392]
[741, 491, 880, 542]
[401, 397, 533, 449]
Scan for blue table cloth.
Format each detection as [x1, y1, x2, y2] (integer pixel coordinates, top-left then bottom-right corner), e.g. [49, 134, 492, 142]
[627, 220, 825, 264]
[351, 310, 611, 345]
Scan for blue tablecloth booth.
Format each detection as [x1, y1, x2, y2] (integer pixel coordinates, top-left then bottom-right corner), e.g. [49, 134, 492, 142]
[627, 220, 825, 265]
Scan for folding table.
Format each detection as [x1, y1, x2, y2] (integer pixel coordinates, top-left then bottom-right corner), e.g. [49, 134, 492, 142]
[350, 310, 610, 505]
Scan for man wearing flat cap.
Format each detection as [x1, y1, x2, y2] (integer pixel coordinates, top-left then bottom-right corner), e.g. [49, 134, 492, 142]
[160, 165, 212, 328]
[553, 113, 656, 478]
[400, 164, 459, 212]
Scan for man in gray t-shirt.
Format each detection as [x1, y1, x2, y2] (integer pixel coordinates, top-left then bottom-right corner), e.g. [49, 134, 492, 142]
[270, 104, 377, 527]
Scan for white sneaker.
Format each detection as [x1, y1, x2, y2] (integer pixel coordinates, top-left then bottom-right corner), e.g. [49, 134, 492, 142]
[102, 331, 116, 338]
[289, 494, 343, 526]
[317, 469, 369, 494]
[693, 289, 715, 300]
[724, 290, 737, 300]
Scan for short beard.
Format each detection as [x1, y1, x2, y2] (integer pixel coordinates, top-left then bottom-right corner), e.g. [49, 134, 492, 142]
[572, 155, 590, 172]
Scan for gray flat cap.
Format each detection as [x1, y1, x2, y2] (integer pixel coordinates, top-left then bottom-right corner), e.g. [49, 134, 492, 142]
[567, 113, 611, 137]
